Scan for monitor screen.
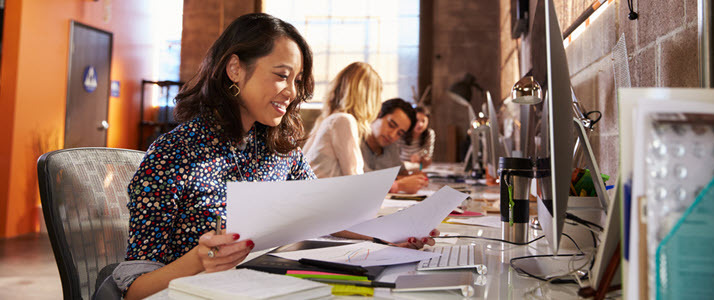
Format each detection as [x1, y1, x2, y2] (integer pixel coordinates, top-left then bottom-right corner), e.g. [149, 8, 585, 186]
[533, 0, 575, 254]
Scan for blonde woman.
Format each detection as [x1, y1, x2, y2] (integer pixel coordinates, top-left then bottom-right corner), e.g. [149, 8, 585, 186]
[303, 62, 382, 178]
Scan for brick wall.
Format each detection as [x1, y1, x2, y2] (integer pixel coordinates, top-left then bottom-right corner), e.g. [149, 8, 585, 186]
[499, 0, 699, 185]
[429, 0, 502, 162]
[180, 0, 258, 82]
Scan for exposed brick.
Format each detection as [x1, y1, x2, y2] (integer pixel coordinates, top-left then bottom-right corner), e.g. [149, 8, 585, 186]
[432, 0, 501, 161]
[685, 0, 697, 24]
[500, 51, 520, 98]
[660, 24, 699, 87]
[570, 0, 592, 28]
[565, 4, 617, 75]
[617, 0, 638, 56]
[597, 134, 619, 185]
[183, 0, 221, 14]
[633, 45, 656, 87]
[637, 0, 685, 47]
[571, 67, 598, 113]
[595, 59, 618, 136]
[566, 33, 587, 75]
[223, 1, 257, 29]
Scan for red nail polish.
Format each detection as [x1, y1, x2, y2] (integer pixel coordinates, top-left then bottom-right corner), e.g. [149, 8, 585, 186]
[233, 234, 240, 240]
[409, 237, 416, 243]
[430, 230, 436, 236]
[247, 240, 255, 249]
[422, 238, 428, 243]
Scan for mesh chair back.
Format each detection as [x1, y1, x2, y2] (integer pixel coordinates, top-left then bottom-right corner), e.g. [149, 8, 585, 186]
[37, 148, 144, 300]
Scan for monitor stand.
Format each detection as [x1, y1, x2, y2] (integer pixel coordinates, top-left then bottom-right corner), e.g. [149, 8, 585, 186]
[512, 117, 617, 286]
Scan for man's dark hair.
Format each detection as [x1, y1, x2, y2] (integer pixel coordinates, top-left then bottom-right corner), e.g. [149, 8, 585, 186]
[378, 98, 417, 136]
[174, 13, 314, 153]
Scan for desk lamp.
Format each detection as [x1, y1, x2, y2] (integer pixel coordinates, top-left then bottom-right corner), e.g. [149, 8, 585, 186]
[511, 76, 543, 104]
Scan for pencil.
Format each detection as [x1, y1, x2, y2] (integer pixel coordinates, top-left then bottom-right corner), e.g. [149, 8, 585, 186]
[211, 215, 223, 255]
[215, 214, 224, 235]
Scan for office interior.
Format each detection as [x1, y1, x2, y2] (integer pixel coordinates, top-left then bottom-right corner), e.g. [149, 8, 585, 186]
[0, 0, 703, 298]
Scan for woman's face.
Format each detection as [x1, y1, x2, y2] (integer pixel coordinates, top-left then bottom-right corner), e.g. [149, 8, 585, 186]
[413, 112, 429, 135]
[228, 36, 303, 129]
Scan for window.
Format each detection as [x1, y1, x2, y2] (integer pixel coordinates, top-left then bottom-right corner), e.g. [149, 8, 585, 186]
[264, 0, 420, 104]
[150, 0, 183, 107]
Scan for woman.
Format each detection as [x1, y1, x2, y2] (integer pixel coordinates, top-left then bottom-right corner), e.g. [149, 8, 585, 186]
[398, 106, 435, 170]
[115, 14, 436, 300]
[303, 62, 382, 178]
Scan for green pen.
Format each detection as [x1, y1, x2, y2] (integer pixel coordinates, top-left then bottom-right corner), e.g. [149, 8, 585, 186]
[305, 278, 396, 288]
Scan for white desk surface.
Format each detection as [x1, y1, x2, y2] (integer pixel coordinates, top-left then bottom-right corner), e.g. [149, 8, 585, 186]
[149, 164, 589, 299]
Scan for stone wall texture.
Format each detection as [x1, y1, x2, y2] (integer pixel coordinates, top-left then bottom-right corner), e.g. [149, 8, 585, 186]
[496, 0, 699, 186]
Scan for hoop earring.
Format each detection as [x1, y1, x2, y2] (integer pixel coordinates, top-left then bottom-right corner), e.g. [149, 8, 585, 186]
[229, 82, 241, 97]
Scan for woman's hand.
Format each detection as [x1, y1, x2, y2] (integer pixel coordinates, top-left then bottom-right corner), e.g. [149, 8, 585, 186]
[197, 231, 255, 272]
[410, 153, 422, 163]
[392, 229, 440, 249]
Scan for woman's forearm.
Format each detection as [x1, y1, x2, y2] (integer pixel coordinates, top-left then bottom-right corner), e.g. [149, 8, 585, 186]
[124, 248, 204, 300]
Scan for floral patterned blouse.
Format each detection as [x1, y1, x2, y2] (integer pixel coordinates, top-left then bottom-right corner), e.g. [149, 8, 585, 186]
[125, 114, 315, 264]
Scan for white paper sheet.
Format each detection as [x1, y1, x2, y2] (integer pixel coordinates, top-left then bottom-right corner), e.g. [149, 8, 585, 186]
[380, 199, 419, 209]
[346, 186, 469, 243]
[226, 167, 400, 251]
[445, 215, 501, 228]
[270, 241, 441, 267]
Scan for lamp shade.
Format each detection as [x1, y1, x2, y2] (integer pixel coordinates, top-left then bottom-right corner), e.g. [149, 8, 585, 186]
[511, 76, 543, 104]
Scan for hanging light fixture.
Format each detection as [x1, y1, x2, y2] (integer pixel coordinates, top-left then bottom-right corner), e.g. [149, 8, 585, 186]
[511, 76, 543, 105]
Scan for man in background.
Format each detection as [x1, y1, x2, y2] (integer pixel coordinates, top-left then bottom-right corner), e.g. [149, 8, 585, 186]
[362, 98, 429, 194]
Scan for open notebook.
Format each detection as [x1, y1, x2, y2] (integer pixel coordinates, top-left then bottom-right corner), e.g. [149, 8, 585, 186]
[168, 268, 331, 300]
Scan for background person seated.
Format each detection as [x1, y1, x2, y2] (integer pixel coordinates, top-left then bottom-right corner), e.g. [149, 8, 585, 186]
[303, 62, 382, 178]
[397, 105, 435, 171]
[362, 98, 428, 194]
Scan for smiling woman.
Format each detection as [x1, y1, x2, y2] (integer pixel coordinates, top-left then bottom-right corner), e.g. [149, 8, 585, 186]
[111, 13, 437, 300]
[114, 14, 318, 300]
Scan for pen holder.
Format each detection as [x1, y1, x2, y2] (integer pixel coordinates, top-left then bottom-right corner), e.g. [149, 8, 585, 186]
[499, 157, 533, 244]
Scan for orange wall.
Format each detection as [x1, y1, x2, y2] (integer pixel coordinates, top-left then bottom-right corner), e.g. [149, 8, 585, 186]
[0, 0, 155, 237]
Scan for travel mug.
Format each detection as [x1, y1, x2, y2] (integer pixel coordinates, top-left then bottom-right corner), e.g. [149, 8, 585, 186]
[499, 157, 533, 243]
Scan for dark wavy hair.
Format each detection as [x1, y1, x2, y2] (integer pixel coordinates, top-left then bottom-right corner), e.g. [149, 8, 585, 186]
[174, 13, 314, 154]
[378, 98, 417, 138]
[405, 106, 430, 146]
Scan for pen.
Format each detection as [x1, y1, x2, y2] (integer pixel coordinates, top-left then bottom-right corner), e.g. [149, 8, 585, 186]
[298, 258, 368, 275]
[211, 215, 223, 254]
[215, 214, 224, 235]
[305, 277, 396, 288]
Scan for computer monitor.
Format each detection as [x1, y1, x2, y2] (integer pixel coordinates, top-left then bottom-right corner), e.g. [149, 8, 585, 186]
[449, 90, 508, 179]
[535, 0, 574, 254]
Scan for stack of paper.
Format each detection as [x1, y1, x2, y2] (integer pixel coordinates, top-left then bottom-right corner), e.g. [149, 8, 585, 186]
[168, 269, 331, 300]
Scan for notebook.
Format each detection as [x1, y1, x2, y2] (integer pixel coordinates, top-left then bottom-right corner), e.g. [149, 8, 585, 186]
[168, 269, 331, 300]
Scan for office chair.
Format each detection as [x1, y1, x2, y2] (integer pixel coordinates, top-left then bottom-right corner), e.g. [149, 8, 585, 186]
[37, 147, 144, 300]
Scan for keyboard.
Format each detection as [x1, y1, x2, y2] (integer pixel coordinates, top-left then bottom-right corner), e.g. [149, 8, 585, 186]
[417, 244, 487, 274]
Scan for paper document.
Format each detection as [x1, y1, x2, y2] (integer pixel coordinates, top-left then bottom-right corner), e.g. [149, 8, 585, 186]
[381, 199, 419, 209]
[270, 241, 441, 267]
[445, 215, 501, 228]
[227, 167, 400, 251]
[168, 269, 331, 300]
[347, 186, 469, 243]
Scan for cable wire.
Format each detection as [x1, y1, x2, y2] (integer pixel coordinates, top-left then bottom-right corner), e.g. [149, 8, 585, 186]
[436, 235, 544, 246]
[626, 0, 638, 19]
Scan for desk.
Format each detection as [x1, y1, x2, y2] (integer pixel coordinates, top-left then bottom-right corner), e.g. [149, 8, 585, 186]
[148, 164, 586, 299]
[361, 164, 585, 299]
